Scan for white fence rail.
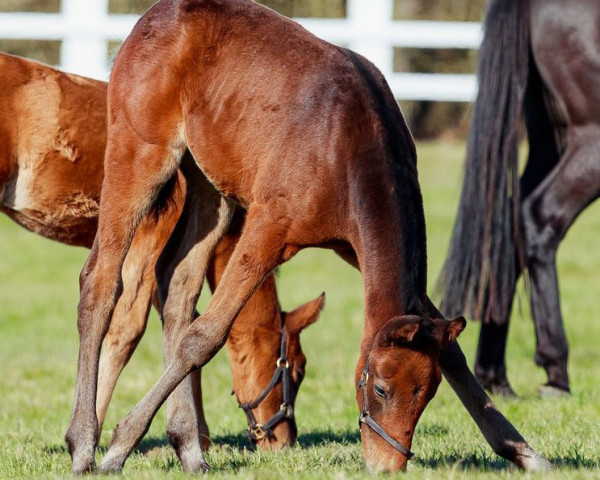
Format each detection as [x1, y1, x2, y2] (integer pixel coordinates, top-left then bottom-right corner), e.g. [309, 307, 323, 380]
[0, 0, 482, 102]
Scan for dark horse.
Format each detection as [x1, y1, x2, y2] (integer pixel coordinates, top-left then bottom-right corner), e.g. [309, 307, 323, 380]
[439, 0, 600, 396]
[65, 0, 549, 474]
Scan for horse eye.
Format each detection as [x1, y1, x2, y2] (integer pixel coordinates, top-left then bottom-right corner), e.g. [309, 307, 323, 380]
[374, 384, 387, 399]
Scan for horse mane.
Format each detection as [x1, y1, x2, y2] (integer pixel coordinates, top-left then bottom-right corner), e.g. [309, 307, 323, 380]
[436, 0, 530, 323]
[343, 49, 427, 315]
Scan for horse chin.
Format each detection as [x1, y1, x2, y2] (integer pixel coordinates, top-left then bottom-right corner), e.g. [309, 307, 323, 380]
[361, 428, 409, 473]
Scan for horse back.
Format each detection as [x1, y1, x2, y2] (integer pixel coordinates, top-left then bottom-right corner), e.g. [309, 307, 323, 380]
[112, 0, 415, 246]
[0, 53, 107, 246]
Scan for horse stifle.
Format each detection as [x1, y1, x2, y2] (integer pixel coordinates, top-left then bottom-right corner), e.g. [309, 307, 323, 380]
[66, 0, 550, 473]
[439, 0, 600, 397]
[0, 51, 324, 454]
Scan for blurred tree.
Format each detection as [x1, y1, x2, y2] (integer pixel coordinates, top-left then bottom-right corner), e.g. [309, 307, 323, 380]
[0, 0, 59, 12]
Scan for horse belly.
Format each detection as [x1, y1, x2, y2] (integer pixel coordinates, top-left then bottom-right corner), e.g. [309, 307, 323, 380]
[1, 167, 99, 247]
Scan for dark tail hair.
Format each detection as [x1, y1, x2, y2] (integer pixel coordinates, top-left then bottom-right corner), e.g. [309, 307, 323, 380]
[437, 0, 530, 323]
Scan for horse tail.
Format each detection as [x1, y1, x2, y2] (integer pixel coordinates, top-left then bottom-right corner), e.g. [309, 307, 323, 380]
[437, 0, 530, 323]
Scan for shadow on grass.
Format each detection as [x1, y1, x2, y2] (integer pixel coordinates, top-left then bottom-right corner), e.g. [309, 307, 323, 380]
[297, 429, 360, 446]
[129, 428, 362, 455]
[414, 452, 599, 471]
[42, 431, 600, 472]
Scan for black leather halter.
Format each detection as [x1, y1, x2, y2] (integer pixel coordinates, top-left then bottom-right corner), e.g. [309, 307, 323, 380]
[236, 317, 293, 441]
[356, 359, 414, 460]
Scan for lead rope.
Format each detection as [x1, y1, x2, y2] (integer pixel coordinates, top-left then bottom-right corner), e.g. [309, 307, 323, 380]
[356, 360, 414, 460]
[237, 315, 293, 441]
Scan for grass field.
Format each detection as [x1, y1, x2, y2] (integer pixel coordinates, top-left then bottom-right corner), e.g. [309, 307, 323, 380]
[1, 141, 599, 479]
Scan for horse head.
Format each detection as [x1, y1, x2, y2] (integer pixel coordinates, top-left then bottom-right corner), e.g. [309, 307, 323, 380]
[358, 314, 466, 472]
[230, 293, 325, 449]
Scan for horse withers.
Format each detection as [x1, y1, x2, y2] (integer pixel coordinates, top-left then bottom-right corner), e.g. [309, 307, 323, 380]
[0, 51, 323, 458]
[67, 0, 550, 474]
[439, 0, 600, 397]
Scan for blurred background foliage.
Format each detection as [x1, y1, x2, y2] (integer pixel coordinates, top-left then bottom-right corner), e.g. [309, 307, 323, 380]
[0, 0, 487, 139]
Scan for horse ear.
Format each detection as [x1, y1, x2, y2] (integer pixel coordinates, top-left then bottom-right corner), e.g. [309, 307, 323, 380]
[377, 315, 422, 347]
[284, 292, 325, 334]
[438, 316, 467, 346]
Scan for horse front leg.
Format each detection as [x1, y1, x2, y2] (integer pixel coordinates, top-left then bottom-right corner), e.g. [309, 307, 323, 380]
[426, 298, 551, 471]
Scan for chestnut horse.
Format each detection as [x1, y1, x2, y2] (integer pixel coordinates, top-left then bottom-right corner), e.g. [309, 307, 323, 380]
[67, 0, 550, 474]
[0, 51, 324, 452]
[439, 0, 600, 397]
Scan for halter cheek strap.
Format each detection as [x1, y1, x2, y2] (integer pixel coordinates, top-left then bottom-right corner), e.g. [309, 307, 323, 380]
[356, 360, 414, 460]
[236, 317, 294, 441]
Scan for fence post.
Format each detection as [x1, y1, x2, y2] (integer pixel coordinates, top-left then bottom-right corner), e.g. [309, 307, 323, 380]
[60, 0, 109, 80]
[346, 0, 394, 78]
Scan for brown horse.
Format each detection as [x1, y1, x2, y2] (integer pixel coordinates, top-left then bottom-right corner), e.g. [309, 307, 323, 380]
[67, 0, 550, 474]
[439, 0, 600, 397]
[0, 51, 324, 453]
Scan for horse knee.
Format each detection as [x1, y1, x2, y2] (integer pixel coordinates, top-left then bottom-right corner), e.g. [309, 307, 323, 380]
[521, 199, 561, 266]
[177, 322, 227, 371]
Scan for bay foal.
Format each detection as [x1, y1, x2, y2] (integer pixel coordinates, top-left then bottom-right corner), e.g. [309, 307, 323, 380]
[0, 51, 323, 457]
[68, 0, 550, 474]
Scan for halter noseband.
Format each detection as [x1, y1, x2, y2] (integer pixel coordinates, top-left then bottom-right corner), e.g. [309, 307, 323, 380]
[356, 359, 414, 460]
[236, 316, 293, 442]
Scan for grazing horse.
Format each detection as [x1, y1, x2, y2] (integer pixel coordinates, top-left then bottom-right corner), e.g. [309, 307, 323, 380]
[67, 0, 550, 474]
[0, 51, 324, 452]
[438, 0, 600, 397]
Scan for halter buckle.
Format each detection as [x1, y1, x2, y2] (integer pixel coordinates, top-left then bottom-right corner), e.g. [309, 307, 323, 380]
[249, 424, 267, 441]
[276, 358, 289, 369]
[280, 402, 293, 417]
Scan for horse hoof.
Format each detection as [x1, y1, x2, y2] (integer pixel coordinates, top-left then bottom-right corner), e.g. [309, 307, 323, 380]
[178, 450, 210, 473]
[71, 460, 95, 476]
[477, 376, 518, 398]
[97, 451, 125, 474]
[537, 383, 570, 398]
[68, 446, 96, 475]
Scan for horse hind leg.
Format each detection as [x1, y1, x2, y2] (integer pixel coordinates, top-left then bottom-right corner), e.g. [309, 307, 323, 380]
[522, 125, 600, 394]
[65, 129, 183, 474]
[154, 159, 235, 472]
[95, 193, 183, 434]
[98, 204, 291, 473]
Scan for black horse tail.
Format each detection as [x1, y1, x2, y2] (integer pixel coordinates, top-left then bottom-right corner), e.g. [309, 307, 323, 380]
[437, 0, 530, 323]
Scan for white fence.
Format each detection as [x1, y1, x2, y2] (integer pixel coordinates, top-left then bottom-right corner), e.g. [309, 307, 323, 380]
[0, 0, 482, 102]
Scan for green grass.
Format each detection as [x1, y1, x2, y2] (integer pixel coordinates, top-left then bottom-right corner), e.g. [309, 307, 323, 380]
[1, 141, 600, 478]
